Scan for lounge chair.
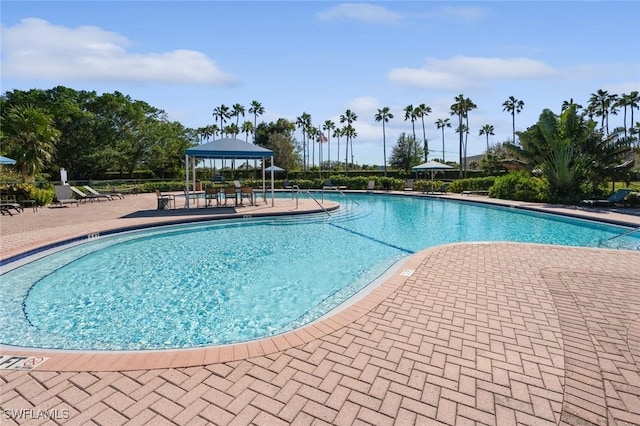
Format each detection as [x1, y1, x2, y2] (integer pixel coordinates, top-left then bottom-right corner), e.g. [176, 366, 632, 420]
[367, 180, 376, 192]
[0, 194, 23, 214]
[53, 185, 79, 207]
[70, 186, 112, 202]
[83, 185, 124, 199]
[580, 188, 632, 207]
[404, 179, 414, 191]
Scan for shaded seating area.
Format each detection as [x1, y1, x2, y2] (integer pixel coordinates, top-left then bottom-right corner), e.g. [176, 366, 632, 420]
[580, 188, 632, 207]
[53, 185, 79, 207]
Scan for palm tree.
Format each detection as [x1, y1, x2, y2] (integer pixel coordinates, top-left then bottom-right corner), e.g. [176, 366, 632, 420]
[374, 107, 394, 176]
[3, 105, 59, 182]
[403, 105, 417, 157]
[435, 118, 451, 162]
[616, 91, 639, 137]
[588, 89, 619, 134]
[207, 124, 219, 140]
[296, 113, 311, 175]
[450, 95, 476, 177]
[561, 98, 582, 113]
[212, 104, 230, 137]
[332, 127, 343, 170]
[323, 119, 336, 168]
[231, 103, 245, 129]
[248, 100, 264, 143]
[479, 124, 495, 151]
[502, 96, 525, 143]
[241, 121, 254, 142]
[415, 104, 432, 161]
[225, 123, 239, 138]
[339, 109, 357, 173]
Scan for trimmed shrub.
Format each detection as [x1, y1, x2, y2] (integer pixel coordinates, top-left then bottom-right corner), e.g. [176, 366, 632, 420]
[447, 177, 495, 193]
[31, 188, 55, 206]
[489, 172, 547, 202]
[621, 191, 640, 208]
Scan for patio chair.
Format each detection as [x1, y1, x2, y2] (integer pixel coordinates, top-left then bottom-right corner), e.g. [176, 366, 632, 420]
[205, 186, 220, 207]
[580, 188, 632, 207]
[70, 186, 112, 202]
[224, 186, 238, 206]
[83, 185, 124, 199]
[240, 186, 255, 206]
[404, 179, 414, 191]
[155, 190, 176, 210]
[53, 185, 79, 207]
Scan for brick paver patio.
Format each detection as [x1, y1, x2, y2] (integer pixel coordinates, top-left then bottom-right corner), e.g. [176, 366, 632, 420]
[1, 192, 639, 425]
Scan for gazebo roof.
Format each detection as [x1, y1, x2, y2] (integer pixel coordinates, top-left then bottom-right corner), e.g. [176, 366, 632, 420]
[186, 138, 273, 158]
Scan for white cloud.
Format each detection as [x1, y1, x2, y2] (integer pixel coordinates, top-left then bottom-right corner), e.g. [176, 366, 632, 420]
[427, 6, 486, 23]
[317, 3, 401, 25]
[0, 18, 237, 85]
[345, 96, 379, 113]
[388, 56, 558, 91]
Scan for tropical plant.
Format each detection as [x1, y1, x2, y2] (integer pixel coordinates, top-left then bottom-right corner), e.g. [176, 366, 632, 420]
[435, 118, 451, 162]
[295, 112, 311, 175]
[212, 104, 230, 137]
[616, 91, 639, 138]
[374, 107, 393, 176]
[248, 100, 265, 142]
[588, 89, 618, 134]
[502, 96, 525, 144]
[403, 104, 417, 157]
[2, 104, 60, 182]
[231, 103, 245, 128]
[322, 120, 336, 169]
[561, 98, 582, 113]
[450, 95, 476, 178]
[332, 126, 343, 170]
[241, 121, 254, 142]
[479, 124, 495, 151]
[415, 104, 432, 161]
[509, 106, 631, 202]
[339, 109, 357, 173]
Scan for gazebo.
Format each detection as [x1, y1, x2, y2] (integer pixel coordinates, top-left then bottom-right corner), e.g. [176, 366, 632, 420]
[185, 138, 275, 208]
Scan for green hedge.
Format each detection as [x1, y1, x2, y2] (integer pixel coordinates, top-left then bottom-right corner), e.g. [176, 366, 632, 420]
[447, 177, 496, 193]
[489, 172, 547, 202]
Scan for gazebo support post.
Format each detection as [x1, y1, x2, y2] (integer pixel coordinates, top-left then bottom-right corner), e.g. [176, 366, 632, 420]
[185, 154, 190, 209]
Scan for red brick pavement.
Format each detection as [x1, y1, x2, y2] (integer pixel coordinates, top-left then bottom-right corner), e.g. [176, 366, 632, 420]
[1, 193, 640, 425]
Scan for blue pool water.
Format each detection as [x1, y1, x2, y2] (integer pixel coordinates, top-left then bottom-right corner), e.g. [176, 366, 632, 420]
[1, 193, 638, 350]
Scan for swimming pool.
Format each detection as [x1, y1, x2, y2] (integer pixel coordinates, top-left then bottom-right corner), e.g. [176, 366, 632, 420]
[1, 193, 638, 351]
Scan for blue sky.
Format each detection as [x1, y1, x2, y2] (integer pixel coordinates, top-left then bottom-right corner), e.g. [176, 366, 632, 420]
[2, 1, 639, 166]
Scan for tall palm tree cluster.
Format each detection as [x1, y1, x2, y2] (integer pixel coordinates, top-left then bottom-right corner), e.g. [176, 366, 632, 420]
[195, 89, 638, 180]
[202, 101, 264, 144]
